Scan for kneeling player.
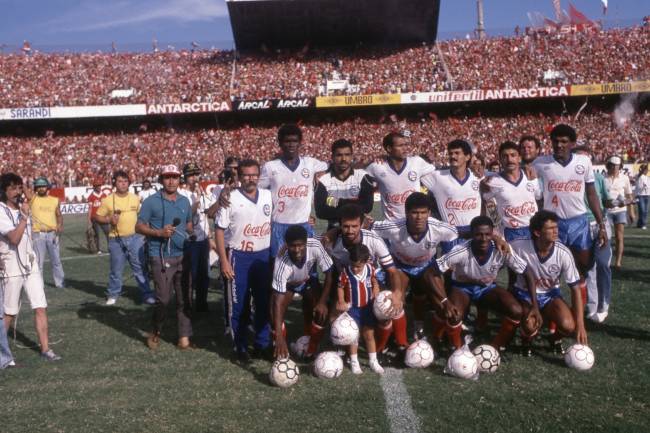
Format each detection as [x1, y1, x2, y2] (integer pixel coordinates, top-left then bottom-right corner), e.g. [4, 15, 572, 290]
[424, 216, 538, 351]
[336, 244, 384, 374]
[510, 210, 588, 355]
[272, 225, 334, 360]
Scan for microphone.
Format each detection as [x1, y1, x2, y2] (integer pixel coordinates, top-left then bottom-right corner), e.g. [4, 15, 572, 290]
[172, 217, 181, 226]
[16, 196, 24, 205]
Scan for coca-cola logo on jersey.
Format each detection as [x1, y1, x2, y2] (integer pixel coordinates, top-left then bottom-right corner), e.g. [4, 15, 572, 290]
[503, 201, 536, 217]
[575, 164, 585, 175]
[278, 184, 309, 198]
[263, 204, 271, 216]
[407, 171, 417, 182]
[387, 190, 415, 204]
[301, 168, 310, 179]
[243, 222, 271, 238]
[444, 197, 478, 211]
[548, 180, 582, 192]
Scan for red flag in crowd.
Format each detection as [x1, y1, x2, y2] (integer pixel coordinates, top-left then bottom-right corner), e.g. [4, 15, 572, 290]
[568, 3, 592, 25]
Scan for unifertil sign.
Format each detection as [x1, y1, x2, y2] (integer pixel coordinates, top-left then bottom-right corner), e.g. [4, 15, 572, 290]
[146, 101, 231, 115]
[234, 98, 314, 111]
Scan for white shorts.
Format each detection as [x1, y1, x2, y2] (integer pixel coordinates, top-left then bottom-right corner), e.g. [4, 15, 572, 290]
[2, 271, 47, 315]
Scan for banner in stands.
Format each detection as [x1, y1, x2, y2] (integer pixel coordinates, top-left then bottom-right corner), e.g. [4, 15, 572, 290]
[60, 203, 90, 215]
[316, 93, 401, 108]
[146, 101, 231, 115]
[400, 86, 569, 105]
[0, 104, 147, 120]
[571, 80, 650, 96]
[234, 98, 314, 111]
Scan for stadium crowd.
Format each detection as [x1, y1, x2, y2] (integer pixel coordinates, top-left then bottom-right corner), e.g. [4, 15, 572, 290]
[1, 26, 649, 107]
[2, 109, 648, 187]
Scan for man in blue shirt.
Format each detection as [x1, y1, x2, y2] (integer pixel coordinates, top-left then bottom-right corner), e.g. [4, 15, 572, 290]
[137, 165, 194, 350]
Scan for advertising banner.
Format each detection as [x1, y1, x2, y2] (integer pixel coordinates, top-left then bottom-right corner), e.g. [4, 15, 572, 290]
[233, 98, 314, 111]
[316, 93, 401, 108]
[571, 80, 650, 96]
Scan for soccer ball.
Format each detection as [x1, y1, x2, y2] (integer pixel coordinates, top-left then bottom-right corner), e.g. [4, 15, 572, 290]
[405, 340, 435, 368]
[564, 344, 595, 371]
[446, 347, 479, 379]
[290, 335, 310, 357]
[472, 344, 501, 373]
[313, 351, 344, 379]
[330, 312, 359, 346]
[373, 290, 402, 321]
[269, 358, 300, 388]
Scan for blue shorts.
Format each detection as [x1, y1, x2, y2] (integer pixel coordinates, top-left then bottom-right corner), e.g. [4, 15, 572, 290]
[452, 281, 496, 302]
[513, 287, 562, 310]
[558, 215, 592, 252]
[504, 226, 531, 242]
[348, 303, 377, 328]
[440, 225, 470, 254]
[607, 211, 627, 225]
[395, 259, 434, 279]
[270, 222, 314, 257]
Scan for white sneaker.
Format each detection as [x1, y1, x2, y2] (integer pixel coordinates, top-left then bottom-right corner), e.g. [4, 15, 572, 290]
[350, 360, 363, 375]
[595, 311, 609, 323]
[105, 297, 117, 306]
[369, 360, 385, 374]
[642, 226, 647, 230]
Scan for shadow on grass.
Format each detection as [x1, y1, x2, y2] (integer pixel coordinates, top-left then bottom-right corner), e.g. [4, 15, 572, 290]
[66, 277, 143, 304]
[588, 322, 650, 343]
[8, 328, 42, 355]
[77, 304, 150, 345]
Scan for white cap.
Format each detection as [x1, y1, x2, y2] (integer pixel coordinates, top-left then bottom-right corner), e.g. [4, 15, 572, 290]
[160, 164, 181, 176]
[607, 156, 622, 165]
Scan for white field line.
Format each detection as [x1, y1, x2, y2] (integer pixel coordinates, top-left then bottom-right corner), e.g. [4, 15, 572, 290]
[380, 368, 421, 433]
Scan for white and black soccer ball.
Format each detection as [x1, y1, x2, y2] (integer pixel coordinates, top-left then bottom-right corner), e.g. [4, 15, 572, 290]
[269, 358, 300, 388]
[330, 312, 359, 346]
[564, 344, 595, 371]
[446, 347, 479, 379]
[405, 340, 435, 368]
[373, 290, 401, 321]
[472, 344, 501, 373]
[313, 351, 344, 379]
[290, 335, 310, 357]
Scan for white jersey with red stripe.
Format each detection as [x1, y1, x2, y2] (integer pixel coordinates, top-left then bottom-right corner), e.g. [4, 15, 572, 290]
[215, 188, 272, 252]
[339, 263, 375, 308]
[435, 240, 527, 286]
[259, 156, 328, 224]
[510, 238, 581, 294]
[272, 239, 333, 293]
[371, 217, 458, 267]
[365, 156, 435, 221]
[482, 171, 541, 230]
[533, 154, 595, 219]
[421, 169, 481, 227]
[329, 229, 395, 271]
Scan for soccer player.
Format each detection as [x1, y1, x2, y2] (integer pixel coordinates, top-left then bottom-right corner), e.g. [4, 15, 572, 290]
[30, 177, 65, 288]
[421, 139, 481, 254]
[95, 170, 154, 305]
[272, 225, 334, 360]
[481, 141, 541, 242]
[314, 139, 374, 229]
[533, 124, 607, 303]
[215, 159, 272, 363]
[371, 192, 458, 341]
[604, 155, 635, 269]
[87, 178, 109, 254]
[336, 244, 384, 374]
[136, 165, 194, 350]
[424, 216, 537, 351]
[0, 173, 61, 361]
[365, 131, 435, 221]
[510, 210, 588, 355]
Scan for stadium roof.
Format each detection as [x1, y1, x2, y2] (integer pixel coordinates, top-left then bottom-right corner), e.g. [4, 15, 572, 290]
[226, 0, 441, 50]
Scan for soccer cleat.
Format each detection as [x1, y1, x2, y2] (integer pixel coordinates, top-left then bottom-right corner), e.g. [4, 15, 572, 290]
[40, 349, 61, 361]
[369, 359, 385, 374]
[520, 345, 533, 357]
[143, 296, 156, 305]
[251, 346, 274, 361]
[105, 297, 117, 306]
[413, 327, 427, 342]
[350, 359, 363, 375]
[551, 340, 565, 355]
[236, 351, 252, 365]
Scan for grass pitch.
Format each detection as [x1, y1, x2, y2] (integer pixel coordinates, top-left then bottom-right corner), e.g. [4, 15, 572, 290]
[2, 215, 649, 433]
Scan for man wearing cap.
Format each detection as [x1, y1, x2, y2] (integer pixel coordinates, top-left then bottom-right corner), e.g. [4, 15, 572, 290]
[604, 155, 636, 269]
[87, 179, 109, 254]
[179, 162, 214, 312]
[30, 177, 65, 289]
[94, 170, 154, 305]
[136, 165, 194, 350]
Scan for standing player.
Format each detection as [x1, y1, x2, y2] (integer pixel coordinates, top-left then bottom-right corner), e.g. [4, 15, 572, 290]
[371, 193, 458, 342]
[215, 159, 273, 363]
[481, 141, 541, 241]
[533, 124, 607, 304]
[314, 139, 374, 229]
[258, 124, 328, 258]
[423, 216, 538, 351]
[365, 132, 435, 221]
[421, 139, 481, 254]
[87, 178, 109, 254]
[510, 210, 588, 355]
[272, 225, 334, 360]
